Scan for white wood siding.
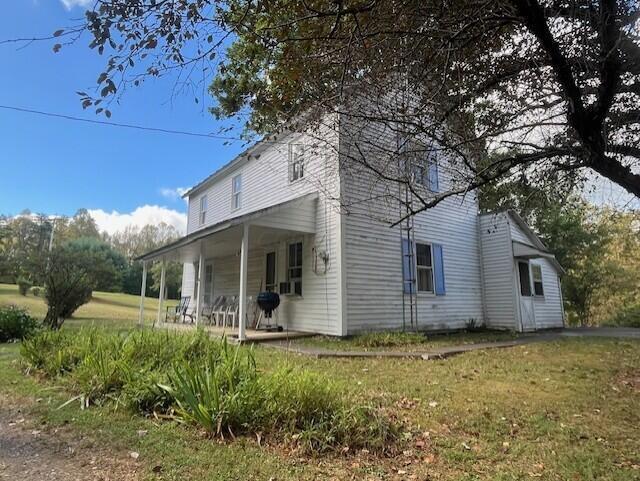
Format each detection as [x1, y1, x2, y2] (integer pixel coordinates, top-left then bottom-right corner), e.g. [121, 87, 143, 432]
[180, 118, 343, 335]
[531, 258, 564, 329]
[510, 221, 535, 247]
[479, 213, 518, 329]
[181, 262, 196, 300]
[339, 118, 484, 333]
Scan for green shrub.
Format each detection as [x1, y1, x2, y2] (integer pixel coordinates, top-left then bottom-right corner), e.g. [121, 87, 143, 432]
[0, 305, 40, 342]
[31, 287, 42, 297]
[605, 304, 640, 328]
[161, 346, 261, 434]
[17, 278, 32, 296]
[20, 328, 397, 453]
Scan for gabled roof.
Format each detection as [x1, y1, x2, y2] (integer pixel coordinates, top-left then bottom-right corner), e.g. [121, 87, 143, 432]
[480, 209, 564, 274]
[182, 129, 297, 199]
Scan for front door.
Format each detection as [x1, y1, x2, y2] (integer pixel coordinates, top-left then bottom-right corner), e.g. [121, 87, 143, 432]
[517, 261, 536, 331]
[265, 251, 277, 292]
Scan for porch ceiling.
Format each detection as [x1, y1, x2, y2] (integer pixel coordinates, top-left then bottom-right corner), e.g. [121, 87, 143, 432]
[137, 192, 318, 263]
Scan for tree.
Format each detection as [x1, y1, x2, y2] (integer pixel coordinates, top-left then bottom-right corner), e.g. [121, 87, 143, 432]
[53, 209, 100, 245]
[42, 238, 127, 329]
[42, 245, 94, 329]
[150, 261, 183, 300]
[63, 238, 127, 292]
[106, 223, 181, 297]
[0, 213, 52, 284]
[24, 0, 639, 222]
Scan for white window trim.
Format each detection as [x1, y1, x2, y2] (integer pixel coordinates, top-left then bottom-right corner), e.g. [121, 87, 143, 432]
[199, 195, 207, 225]
[408, 143, 438, 192]
[231, 174, 242, 211]
[415, 241, 435, 295]
[288, 143, 305, 183]
[286, 239, 303, 296]
[531, 263, 545, 298]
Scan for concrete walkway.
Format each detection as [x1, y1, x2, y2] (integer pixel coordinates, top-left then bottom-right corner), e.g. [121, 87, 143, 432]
[261, 327, 640, 360]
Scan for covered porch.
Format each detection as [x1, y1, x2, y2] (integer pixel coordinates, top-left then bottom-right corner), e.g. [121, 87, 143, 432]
[136, 193, 319, 342]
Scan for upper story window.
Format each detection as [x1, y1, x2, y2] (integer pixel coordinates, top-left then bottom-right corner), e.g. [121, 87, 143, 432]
[199, 195, 207, 225]
[289, 144, 305, 182]
[410, 146, 439, 192]
[231, 174, 242, 210]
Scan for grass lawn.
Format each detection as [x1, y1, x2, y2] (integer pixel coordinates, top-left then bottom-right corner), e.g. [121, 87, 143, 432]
[0, 283, 176, 330]
[1, 333, 639, 480]
[296, 330, 524, 352]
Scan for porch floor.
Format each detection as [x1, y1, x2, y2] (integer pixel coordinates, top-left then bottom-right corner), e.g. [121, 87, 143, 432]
[155, 321, 313, 344]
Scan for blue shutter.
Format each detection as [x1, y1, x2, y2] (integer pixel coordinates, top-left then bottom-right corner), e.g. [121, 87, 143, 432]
[433, 243, 446, 295]
[428, 160, 439, 192]
[401, 238, 415, 294]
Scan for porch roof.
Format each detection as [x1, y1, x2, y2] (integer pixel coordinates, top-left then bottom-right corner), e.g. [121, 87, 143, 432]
[512, 241, 565, 274]
[137, 192, 319, 262]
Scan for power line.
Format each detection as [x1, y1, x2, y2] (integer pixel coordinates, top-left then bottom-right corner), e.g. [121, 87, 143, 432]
[0, 104, 248, 142]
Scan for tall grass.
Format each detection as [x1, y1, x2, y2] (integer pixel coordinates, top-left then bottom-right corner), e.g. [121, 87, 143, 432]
[20, 328, 396, 452]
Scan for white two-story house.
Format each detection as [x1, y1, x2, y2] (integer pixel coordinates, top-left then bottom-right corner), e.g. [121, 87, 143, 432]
[138, 114, 565, 339]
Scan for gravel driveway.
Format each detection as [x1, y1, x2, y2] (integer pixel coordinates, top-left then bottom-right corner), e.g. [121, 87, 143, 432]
[0, 396, 139, 481]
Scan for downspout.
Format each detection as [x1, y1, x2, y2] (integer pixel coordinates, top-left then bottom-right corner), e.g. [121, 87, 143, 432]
[476, 215, 489, 326]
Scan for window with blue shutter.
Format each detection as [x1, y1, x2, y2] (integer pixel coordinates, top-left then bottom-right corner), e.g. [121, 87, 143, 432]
[432, 243, 446, 295]
[401, 238, 415, 294]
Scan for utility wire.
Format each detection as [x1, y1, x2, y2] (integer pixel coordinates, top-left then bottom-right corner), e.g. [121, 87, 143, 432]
[0, 104, 248, 142]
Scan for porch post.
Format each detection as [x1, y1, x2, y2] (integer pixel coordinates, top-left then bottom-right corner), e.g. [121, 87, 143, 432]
[195, 248, 204, 327]
[138, 260, 147, 327]
[238, 223, 249, 341]
[156, 260, 166, 325]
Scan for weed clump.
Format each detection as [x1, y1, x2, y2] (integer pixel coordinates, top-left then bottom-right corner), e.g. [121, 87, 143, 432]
[21, 328, 396, 453]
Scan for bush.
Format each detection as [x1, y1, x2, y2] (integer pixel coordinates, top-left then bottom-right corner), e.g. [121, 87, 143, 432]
[0, 305, 40, 342]
[31, 287, 41, 297]
[20, 329, 396, 452]
[17, 278, 32, 296]
[605, 304, 640, 328]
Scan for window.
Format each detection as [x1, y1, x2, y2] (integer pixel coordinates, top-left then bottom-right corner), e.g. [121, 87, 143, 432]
[287, 241, 303, 295]
[265, 251, 277, 292]
[518, 261, 532, 297]
[231, 174, 242, 210]
[199, 196, 208, 225]
[412, 155, 439, 192]
[532, 264, 544, 296]
[289, 144, 305, 182]
[416, 243, 434, 293]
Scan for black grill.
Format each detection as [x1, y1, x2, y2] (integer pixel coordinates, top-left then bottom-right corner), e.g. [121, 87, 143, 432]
[256, 291, 280, 318]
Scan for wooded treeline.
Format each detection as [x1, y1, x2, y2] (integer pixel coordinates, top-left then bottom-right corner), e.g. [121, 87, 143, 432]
[0, 209, 182, 299]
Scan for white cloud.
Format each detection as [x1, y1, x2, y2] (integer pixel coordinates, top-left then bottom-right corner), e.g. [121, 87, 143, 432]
[59, 0, 92, 9]
[88, 205, 187, 235]
[159, 186, 190, 202]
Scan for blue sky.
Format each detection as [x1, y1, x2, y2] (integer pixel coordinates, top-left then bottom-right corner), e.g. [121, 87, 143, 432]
[0, 0, 247, 233]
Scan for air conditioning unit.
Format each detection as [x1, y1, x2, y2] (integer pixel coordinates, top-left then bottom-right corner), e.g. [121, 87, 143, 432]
[279, 281, 302, 296]
[279, 282, 291, 295]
